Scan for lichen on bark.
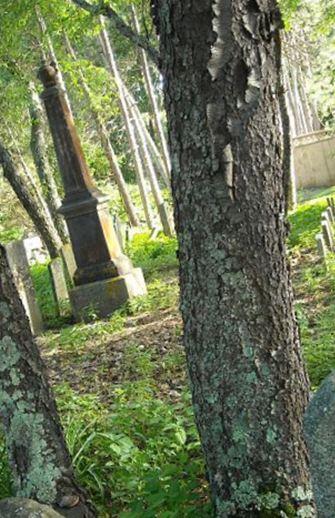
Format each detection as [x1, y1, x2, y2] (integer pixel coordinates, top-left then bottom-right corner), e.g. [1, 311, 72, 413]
[0, 245, 95, 516]
[156, 0, 315, 515]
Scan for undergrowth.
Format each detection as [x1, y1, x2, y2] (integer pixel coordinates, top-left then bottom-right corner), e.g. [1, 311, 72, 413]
[0, 194, 335, 515]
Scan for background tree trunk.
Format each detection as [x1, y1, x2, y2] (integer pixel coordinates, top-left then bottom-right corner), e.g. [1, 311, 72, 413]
[0, 245, 95, 516]
[99, 17, 155, 229]
[156, 1, 314, 515]
[0, 143, 62, 258]
[131, 6, 171, 180]
[63, 34, 140, 227]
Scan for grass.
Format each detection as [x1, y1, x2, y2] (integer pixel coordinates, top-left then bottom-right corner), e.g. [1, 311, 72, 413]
[289, 192, 335, 388]
[1, 192, 335, 515]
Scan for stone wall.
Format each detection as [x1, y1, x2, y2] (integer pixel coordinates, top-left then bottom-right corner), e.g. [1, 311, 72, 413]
[293, 130, 335, 189]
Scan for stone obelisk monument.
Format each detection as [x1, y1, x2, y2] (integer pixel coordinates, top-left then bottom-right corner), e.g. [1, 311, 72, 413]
[38, 62, 146, 320]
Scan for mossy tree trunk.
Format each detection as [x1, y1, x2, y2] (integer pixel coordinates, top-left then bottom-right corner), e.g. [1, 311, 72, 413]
[0, 245, 95, 516]
[155, 1, 314, 515]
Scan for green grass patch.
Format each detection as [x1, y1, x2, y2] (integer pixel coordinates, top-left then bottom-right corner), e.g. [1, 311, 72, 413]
[30, 262, 71, 329]
[289, 193, 335, 388]
[127, 233, 178, 277]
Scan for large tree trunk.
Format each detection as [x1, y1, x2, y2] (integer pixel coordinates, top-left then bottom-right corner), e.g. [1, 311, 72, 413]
[156, 1, 314, 515]
[0, 143, 62, 259]
[0, 245, 95, 516]
[63, 34, 140, 227]
[99, 17, 155, 229]
[29, 82, 69, 243]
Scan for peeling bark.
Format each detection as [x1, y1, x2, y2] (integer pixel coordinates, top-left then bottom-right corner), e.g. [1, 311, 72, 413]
[157, 0, 314, 515]
[0, 245, 95, 516]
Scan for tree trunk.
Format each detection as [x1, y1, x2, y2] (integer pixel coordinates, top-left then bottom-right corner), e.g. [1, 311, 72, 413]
[99, 17, 155, 229]
[0, 143, 62, 259]
[279, 71, 297, 212]
[122, 85, 171, 188]
[0, 245, 95, 516]
[63, 34, 140, 227]
[29, 82, 69, 243]
[131, 6, 171, 180]
[125, 92, 174, 236]
[156, 1, 314, 515]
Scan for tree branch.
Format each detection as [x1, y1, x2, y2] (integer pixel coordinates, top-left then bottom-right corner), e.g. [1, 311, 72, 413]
[71, 0, 160, 67]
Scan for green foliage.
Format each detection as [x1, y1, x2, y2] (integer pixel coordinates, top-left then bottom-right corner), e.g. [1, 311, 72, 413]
[0, 437, 12, 500]
[54, 384, 210, 518]
[30, 262, 71, 329]
[127, 233, 178, 277]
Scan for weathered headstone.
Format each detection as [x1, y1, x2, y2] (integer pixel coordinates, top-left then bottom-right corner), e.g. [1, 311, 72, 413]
[23, 235, 49, 265]
[321, 211, 333, 232]
[304, 371, 335, 518]
[49, 257, 70, 317]
[39, 63, 146, 321]
[5, 240, 43, 335]
[60, 243, 77, 282]
[326, 197, 335, 218]
[113, 215, 127, 251]
[321, 220, 334, 251]
[0, 498, 62, 518]
[316, 233, 328, 265]
[326, 206, 334, 223]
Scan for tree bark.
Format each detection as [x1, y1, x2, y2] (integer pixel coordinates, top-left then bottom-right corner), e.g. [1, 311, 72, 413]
[131, 6, 171, 180]
[0, 245, 95, 516]
[99, 17, 155, 229]
[29, 82, 69, 243]
[0, 143, 62, 259]
[156, 1, 314, 515]
[63, 34, 140, 227]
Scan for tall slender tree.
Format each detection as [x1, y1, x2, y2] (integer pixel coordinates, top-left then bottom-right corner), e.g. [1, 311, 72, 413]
[0, 142, 62, 259]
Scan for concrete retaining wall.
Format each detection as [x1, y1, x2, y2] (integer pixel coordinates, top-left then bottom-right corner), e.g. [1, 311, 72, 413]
[293, 130, 335, 189]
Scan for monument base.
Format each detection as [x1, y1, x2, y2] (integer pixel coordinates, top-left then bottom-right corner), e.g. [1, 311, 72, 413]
[69, 268, 147, 322]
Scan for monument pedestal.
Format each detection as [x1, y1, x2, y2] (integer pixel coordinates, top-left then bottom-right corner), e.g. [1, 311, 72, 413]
[70, 268, 146, 321]
[38, 63, 147, 322]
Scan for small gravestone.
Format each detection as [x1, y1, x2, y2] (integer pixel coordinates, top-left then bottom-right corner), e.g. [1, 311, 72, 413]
[5, 240, 43, 335]
[23, 235, 49, 265]
[326, 197, 335, 217]
[49, 257, 70, 317]
[304, 371, 335, 518]
[0, 498, 62, 517]
[321, 221, 334, 251]
[316, 234, 328, 265]
[113, 216, 127, 251]
[60, 243, 77, 282]
[326, 207, 334, 224]
[322, 211, 333, 232]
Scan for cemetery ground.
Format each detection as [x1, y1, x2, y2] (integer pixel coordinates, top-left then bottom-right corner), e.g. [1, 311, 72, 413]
[1, 188, 335, 517]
